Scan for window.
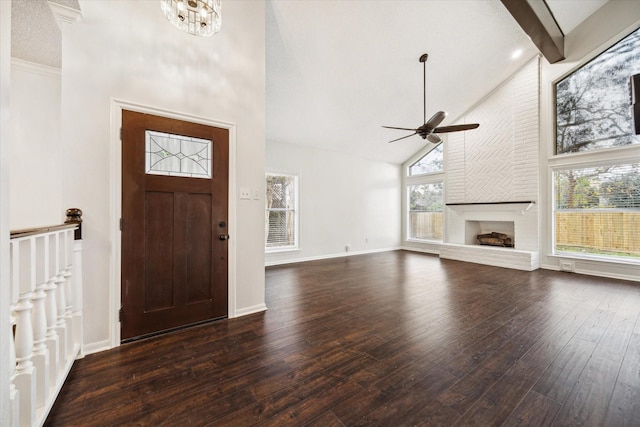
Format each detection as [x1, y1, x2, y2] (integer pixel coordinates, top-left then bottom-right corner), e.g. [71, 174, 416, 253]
[408, 181, 444, 241]
[554, 163, 640, 261]
[145, 130, 212, 178]
[552, 27, 640, 264]
[265, 173, 298, 251]
[555, 27, 640, 154]
[408, 144, 443, 175]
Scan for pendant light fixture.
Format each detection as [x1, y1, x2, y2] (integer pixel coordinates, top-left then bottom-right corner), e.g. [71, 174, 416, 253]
[161, 0, 221, 37]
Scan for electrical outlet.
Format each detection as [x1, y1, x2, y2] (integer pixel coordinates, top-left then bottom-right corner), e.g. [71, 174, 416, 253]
[239, 188, 251, 199]
[560, 261, 575, 272]
[345, 244, 351, 252]
[252, 188, 260, 200]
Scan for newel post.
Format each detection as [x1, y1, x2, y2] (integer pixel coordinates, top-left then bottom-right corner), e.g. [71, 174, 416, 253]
[65, 208, 83, 357]
[65, 208, 82, 241]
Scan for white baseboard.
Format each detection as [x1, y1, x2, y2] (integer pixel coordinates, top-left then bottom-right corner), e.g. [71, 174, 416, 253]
[82, 338, 113, 356]
[541, 263, 640, 283]
[233, 303, 268, 318]
[400, 246, 440, 255]
[265, 247, 402, 267]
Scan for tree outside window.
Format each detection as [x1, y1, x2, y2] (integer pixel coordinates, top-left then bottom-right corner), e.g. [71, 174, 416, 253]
[556, 28, 640, 154]
[409, 144, 443, 175]
[408, 182, 443, 241]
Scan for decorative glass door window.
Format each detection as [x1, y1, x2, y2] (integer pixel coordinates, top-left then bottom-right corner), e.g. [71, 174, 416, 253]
[145, 130, 212, 179]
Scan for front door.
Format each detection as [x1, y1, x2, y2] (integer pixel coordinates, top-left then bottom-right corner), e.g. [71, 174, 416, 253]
[121, 110, 229, 341]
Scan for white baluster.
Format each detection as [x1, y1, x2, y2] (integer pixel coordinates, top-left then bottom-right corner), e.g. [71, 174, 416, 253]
[44, 233, 60, 386]
[31, 234, 50, 410]
[53, 232, 67, 370]
[44, 274, 59, 387]
[63, 231, 74, 358]
[9, 311, 20, 427]
[13, 295, 36, 427]
[72, 237, 83, 357]
[55, 267, 67, 370]
[12, 238, 37, 426]
[31, 282, 49, 409]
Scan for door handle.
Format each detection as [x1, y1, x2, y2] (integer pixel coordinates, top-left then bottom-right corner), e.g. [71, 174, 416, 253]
[218, 234, 230, 241]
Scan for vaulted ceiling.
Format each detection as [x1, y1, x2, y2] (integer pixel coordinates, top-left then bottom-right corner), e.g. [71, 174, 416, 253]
[266, 0, 609, 164]
[12, 0, 609, 165]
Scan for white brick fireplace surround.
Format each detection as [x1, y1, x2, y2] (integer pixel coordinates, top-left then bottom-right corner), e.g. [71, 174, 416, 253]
[440, 58, 540, 271]
[440, 202, 540, 271]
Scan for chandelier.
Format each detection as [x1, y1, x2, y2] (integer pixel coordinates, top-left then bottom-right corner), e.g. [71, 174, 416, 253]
[160, 0, 221, 37]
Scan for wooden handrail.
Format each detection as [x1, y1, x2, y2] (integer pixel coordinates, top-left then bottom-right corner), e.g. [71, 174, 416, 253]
[10, 208, 83, 240]
[10, 223, 77, 239]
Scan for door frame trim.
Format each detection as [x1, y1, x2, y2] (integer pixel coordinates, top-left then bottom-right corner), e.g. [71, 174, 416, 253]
[109, 99, 237, 348]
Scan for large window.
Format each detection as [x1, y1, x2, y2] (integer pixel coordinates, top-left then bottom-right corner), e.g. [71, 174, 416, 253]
[553, 27, 640, 263]
[406, 146, 444, 242]
[408, 181, 443, 241]
[556, 27, 640, 154]
[554, 164, 640, 260]
[265, 173, 298, 251]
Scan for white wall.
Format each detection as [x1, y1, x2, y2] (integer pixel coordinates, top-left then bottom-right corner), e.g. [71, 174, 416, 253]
[539, 1, 640, 281]
[10, 60, 62, 230]
[0, 2, 12, 424]
[265, 140, 401, 265]
[58, 1, 266, 351]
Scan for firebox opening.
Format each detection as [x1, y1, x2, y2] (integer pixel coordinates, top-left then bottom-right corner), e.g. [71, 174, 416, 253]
[465, 220, 515, 248]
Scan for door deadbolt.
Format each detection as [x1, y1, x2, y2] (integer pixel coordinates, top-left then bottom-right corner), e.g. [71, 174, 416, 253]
[219, 234, 229, 241]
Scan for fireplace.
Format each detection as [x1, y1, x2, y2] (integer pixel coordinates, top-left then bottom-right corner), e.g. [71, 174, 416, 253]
[439, 202, 539, 271]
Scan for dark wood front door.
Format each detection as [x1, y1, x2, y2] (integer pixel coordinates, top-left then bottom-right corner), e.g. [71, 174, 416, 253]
[121, 110, 229, 341]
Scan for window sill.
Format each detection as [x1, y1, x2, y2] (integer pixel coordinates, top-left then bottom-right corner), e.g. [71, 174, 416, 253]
[549, 252, 640, 267]
[265, 247, 300, 254]
[406, 238, 443, 244]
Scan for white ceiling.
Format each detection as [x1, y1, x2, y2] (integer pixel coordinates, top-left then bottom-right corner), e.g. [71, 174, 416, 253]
[11, 0, 80, 68]
[266, 0, 609, 164]
[11, 0, 609, 165]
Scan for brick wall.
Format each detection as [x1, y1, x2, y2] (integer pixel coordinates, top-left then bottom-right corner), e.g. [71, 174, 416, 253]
[441, 58, 540, 270]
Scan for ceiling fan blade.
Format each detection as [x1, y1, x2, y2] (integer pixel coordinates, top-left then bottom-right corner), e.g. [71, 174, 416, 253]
[388, 132, 418, 143]
[425, 111, 447, 130]
[427, 133, 442, 144]
[433, 123, 480, 133]
[382, 126, 418, 131]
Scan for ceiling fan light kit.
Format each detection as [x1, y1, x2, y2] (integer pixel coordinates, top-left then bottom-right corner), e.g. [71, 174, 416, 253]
[383, 53, 479, 144]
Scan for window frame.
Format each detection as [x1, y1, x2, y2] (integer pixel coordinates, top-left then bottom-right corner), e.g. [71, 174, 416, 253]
[403, 143, 446, 244]
[406, 177, 445, 243]
[549, 155, 640, 265]
[553, 26, 640, 156]
[265, 171, 299, 253]
[549, 25, 640, 265]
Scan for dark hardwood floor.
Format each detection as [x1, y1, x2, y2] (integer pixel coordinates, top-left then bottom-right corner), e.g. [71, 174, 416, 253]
[46, 251, 640, 426]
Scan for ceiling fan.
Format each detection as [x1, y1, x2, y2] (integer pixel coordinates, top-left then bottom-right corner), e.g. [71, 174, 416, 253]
[383, 53, 479, 144]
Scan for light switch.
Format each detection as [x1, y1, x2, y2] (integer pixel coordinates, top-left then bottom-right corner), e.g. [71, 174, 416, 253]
[252, 188, 261, 200]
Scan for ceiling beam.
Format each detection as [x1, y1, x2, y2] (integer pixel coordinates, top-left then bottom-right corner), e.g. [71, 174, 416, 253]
[501, 0, 565, 63]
